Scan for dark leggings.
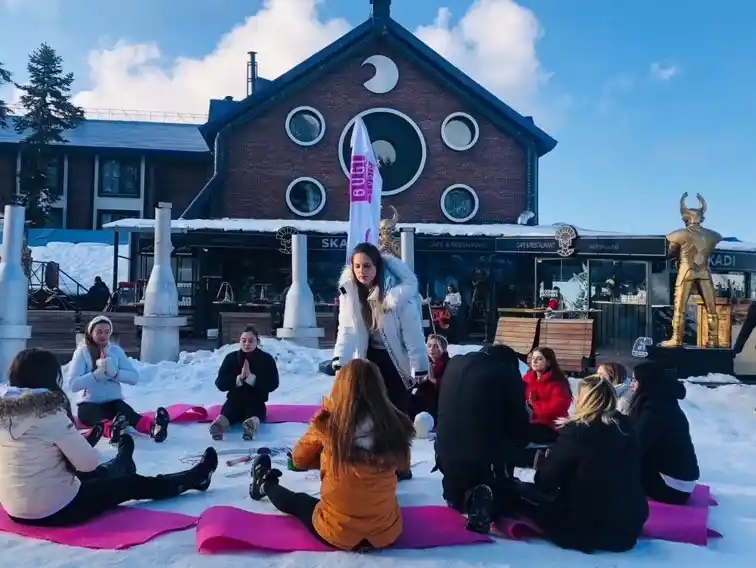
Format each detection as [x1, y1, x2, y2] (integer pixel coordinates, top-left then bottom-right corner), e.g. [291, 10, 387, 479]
[220, 397, 266, 425]
[77, 399, 141, 428]
[9, 474, 177, 527]
[643, 471, 692, 505]
[266, 483, 372, 551]
[367, 347, 410, 415]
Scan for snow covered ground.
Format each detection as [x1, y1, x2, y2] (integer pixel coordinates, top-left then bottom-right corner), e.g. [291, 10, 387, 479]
[30, 242, 130, 294]
[1, 340, 755, 568]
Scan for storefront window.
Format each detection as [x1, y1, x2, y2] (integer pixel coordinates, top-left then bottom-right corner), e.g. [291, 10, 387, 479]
[712, 272, 746, 299]
[648, 260, 670, 306]
[751, 273, 756, 300]
[588, 260, 648, 305]
[535, 258, 588, 311]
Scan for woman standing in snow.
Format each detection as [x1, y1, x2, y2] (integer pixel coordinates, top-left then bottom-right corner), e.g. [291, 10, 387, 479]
[209, 325, 280, 441]
[332, 243, 428, 480]
[66, 316, 170, 444]
[0, 348, 217, 527]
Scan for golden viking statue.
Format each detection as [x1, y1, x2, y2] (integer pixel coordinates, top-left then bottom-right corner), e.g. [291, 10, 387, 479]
[378, 205, 401, 257]
[662, 193, 722, 348]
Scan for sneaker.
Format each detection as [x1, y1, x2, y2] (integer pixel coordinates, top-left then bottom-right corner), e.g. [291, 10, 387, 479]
[249, 454, 282, 501]
[150, 407, 170, 443]
[465, 484, 494, 534]
[109, 414, 129, 445]
[242, 416, 261, 441]
[85, 423, 104, 447]
[191, 447, 219, 492]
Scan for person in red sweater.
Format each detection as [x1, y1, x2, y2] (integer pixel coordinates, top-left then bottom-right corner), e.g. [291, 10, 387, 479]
[408, 334, 450, 421]
[523, 347, 573, 444]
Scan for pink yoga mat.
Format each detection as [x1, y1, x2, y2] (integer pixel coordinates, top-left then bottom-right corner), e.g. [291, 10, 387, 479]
[0, 506, 198, 550]
[196, 505, 492, 553]
[200, 404, 319, 424]
[75, 403, 209, 430]
[496, 485, 721, 547]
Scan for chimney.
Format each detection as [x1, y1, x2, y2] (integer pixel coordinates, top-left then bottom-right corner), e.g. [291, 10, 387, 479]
[247, 51, 258, 97]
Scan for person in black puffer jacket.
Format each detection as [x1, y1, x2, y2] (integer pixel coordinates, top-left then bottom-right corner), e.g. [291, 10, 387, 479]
[628, 361, 700, 505]
[209, 325, 280, 441]
[513, 375, 648, 553]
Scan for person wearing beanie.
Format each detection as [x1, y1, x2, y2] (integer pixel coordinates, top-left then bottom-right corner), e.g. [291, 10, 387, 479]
[66, 316, 170, 444]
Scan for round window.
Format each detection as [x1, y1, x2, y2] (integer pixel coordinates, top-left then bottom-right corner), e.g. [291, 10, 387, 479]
[285, 177, 326, 217]
[441, 112, 479, 151]
[339, 108, 427, 196]
[440, 184, 479, 223]
[285, 106, 326, 146]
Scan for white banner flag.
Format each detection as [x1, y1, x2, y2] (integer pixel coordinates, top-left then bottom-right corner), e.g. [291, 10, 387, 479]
[346, 118, 383, 262]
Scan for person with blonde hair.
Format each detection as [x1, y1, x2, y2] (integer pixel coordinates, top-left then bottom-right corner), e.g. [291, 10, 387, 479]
[513, 375, 648, 552]
[249, 359, 415, 552]
[597, 361, 632, 414]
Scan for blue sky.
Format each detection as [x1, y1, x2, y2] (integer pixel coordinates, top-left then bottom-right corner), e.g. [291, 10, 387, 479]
[1, 0, 754, 240]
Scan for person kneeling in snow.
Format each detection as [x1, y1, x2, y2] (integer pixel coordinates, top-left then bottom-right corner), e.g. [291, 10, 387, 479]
[0, 348, 218, 527]
[513, 375, 648, 553]
[67, 316, 170, 444]
[210, 325, 280, 441]
[434, 344, 531, 533]
[249, 359, 415, 552]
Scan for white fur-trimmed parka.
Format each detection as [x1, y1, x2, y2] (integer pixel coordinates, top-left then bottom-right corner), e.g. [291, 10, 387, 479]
[334, 254, 429, 389]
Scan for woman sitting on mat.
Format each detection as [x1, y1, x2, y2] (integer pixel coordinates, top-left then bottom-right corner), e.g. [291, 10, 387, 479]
[0, 348, 218, 528]
[209, 325, 280, 441]
[409, 334, 450, 422]
[513, 375, 649, 553]
[523, 348, 572, 444]
[597, 361, 632, 414]
[67, 316, 170, 444]
[249, 359, 415, 552]
[628, 361, 700, 505]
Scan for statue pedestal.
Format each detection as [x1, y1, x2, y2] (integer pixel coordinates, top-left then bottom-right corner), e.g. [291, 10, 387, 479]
[693, 296, 732, 348]
[647, 345, 733, 380]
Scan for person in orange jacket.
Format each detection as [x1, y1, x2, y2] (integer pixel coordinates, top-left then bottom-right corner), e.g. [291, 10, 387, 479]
[249, 359, 415, 552]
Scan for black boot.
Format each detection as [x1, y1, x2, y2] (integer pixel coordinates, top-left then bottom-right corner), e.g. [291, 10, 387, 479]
[158, 447, 219, 496]
[397, 470, 413, 481]
[94, 434, 137, 477]
[85, 423, 104, 447]
[109, 414, 129, 445]
[465, 484, 494, 534]
[249, 454, 282, 501]
[150, 407, 170, 443]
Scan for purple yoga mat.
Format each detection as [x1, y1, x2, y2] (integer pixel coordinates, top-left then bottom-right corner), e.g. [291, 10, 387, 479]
[142, 404, 208, 424]
[0, 506, 198, 550]
[496, 485, 721, 547]
[196, 505, 492, 553]
[200, 404, 319, 424]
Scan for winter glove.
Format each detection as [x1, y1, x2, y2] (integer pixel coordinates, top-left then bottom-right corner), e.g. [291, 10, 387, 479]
[331, 358, 341, 371]
[92, 363, 108, 381]
[287, 452, 307, 472]
[244, 374, 257, 387]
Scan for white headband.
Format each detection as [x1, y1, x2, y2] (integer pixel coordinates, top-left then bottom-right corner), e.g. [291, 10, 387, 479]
[87, 315, 113, 335]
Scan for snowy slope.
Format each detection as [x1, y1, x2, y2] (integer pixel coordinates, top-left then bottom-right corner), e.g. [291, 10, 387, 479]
[0, 340, 754, 568]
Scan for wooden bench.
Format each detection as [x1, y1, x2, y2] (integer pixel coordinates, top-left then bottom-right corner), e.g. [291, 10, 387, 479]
[219, 312, 274, 347]
[80, 311, 140, 353]
[27, 310, 78, 350]
[538, 319, 594, 375]
[493, 316, 540, 355]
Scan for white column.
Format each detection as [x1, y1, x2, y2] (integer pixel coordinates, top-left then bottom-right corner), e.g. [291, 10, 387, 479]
[276, 234, 324, 348]
[0, 205, 32, 381]
[134, 203, 186, 363]
[400, 227, 415, 271]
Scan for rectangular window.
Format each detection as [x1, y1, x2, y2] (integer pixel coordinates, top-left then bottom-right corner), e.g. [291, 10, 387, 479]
[18, 153, 63, 196]
[97, 209, 140, 229]
[99, 158, 141, 198]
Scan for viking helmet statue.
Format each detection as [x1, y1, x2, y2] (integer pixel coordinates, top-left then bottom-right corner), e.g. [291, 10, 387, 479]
[680, 192, 707, 225]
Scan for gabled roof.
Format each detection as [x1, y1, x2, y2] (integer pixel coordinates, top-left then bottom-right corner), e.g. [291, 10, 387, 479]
[183, 14, 557, 219]
[0, 117, 209, 154]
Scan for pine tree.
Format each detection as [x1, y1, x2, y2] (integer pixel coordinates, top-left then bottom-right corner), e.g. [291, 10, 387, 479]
[14, 43, 84, 226]
[0, 60, 11, 129]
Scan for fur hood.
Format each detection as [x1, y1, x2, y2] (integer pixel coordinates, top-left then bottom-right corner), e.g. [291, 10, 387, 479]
[0, 386, 69, 437]
[339, 254, 419, 311]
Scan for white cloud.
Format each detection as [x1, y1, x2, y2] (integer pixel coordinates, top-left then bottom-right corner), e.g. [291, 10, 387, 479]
[649, 62, 679, 82]
[72, 0, 551, 119]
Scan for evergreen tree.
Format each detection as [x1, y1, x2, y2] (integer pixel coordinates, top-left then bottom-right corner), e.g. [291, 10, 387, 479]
[0, 60, 11, 129]
[14, 43, 84, 226]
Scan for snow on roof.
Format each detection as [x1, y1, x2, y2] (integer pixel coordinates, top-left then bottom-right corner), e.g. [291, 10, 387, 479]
[102, 217, 756, 252]
[102, 217, 627, 237]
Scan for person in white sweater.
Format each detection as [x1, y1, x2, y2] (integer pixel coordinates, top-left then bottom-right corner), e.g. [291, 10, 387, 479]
[597, 362, 632, 414]
[332, 243, 428, 480]
[0, 348, 217, 527]
[67, 316, 170, 444]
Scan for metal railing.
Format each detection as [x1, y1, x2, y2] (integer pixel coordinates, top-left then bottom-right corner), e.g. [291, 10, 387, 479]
[7, 104, 207, 124]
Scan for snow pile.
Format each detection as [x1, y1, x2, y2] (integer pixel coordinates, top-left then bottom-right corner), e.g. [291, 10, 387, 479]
[29, 242, 130, 294]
